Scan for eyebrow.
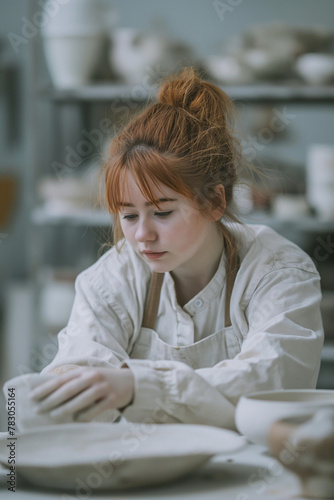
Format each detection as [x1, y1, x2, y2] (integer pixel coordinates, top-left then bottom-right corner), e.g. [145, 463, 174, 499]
[118, 198, 177, 207]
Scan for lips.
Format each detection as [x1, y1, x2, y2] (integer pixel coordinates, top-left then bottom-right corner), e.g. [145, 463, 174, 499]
[142, 251, 167, 260]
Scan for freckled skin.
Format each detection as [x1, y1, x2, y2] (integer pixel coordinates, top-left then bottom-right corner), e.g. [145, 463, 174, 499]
[119, 174, 225, 292]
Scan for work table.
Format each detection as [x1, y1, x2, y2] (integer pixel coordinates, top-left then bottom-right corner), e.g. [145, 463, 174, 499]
[0, 436, 309, 500]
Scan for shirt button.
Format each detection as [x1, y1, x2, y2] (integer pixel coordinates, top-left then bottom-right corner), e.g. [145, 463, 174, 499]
[194, 299, 203, 308]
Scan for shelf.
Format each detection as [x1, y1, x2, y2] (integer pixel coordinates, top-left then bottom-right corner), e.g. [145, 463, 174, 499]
[31, 206, 334, 232]
[40, 83, 156, 103]
[225, 84, 334, 103]
[243, 212, 334, 232]
[31, 206, 112, 226]
[40, 83, 334, 103]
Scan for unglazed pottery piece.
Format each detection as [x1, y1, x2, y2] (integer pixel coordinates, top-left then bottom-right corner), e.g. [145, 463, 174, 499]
[0, 423, 246, 490]
[41, 0, 108, 88]
[2, 374, 119, 431]
[42, 34, 103, 88]
[296, 53, 334, 85]
[269, 410, 334, 498]
[235, 389, 334, 446]
[109, 28, 195, 85]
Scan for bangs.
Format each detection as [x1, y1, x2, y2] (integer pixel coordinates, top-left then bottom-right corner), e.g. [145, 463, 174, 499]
[105, 146, 193, 214]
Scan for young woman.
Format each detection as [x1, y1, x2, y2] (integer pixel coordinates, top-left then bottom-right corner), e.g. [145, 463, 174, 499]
[32, 69, 324, 429]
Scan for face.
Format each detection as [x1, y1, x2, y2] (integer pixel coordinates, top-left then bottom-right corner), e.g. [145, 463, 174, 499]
[119, 174, 222, 278]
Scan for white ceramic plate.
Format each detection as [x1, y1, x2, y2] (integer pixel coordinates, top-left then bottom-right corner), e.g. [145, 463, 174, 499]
[0, 423, 245, 490]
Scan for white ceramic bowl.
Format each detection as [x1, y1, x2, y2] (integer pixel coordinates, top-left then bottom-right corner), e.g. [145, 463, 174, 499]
[204, 55, 253, 84]
[272, 194, 310, 218]
[296, 54, 334, 85]
[239, 49, 294, 80]
[235, 389, 334, 446]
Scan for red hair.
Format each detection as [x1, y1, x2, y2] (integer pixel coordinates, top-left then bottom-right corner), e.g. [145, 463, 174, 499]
[101, 68, 245, 271]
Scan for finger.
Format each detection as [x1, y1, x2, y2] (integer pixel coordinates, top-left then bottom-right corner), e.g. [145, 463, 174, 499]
[30, 369, 83, 401]
[76, 397, 115, 422]
[49, 385, 108, 418]
[36, 375, 93, 413]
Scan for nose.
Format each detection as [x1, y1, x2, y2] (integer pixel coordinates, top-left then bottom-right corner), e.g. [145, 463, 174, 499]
[135, 217, 157, 243]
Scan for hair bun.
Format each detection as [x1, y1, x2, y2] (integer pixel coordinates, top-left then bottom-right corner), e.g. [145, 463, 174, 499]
[158, 67, 234, 126]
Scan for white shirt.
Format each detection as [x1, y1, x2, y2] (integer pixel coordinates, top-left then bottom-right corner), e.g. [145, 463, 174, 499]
[42, 224, 324, 429]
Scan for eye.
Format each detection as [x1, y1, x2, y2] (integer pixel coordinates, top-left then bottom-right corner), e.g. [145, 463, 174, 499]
[122, 214, 138, 220]
[155, 211, 172, 217]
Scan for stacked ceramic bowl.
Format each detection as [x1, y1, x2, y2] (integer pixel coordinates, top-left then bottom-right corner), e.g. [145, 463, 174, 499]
[235, 390, 334, 499]
[41, 0, 113, 88]
[235, 389, 334, 446]
[306, 144, 334, 219]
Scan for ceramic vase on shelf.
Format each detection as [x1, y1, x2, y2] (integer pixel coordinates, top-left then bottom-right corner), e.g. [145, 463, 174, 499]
[41, 0, 114, 88]
[109, 28, 195, 86]
[306, 144, 334, 219]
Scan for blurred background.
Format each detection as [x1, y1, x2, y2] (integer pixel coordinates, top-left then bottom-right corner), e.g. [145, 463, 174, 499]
[1, 0, 334, 428]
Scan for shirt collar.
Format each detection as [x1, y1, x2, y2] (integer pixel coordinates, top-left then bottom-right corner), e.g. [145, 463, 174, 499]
[164, 250, 226, 316]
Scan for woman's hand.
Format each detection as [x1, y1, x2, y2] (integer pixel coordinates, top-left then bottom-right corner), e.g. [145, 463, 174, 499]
[30, 367, 135, 422]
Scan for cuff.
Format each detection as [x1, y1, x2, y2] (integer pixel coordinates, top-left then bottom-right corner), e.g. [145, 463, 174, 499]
[121, 360, 178, 423]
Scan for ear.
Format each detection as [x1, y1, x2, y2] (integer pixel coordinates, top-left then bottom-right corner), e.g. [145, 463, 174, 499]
[210, 184, 226, 221]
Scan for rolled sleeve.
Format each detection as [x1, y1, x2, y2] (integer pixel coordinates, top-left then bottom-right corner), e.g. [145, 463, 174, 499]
[122, 359, 236, 428]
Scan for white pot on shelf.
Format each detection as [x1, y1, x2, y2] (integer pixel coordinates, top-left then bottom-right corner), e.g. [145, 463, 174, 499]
[109, 28, 167, 85]
[296, 53, 334, 85]
[41, 0, 111, 88]
[42, 0, 106, 36]
[239, 48, 294, 80]
[306, 144, 334, 218]
[109, 28, 195, 85]
[272, 194, 310, 219]
[42, 34, 103, 88]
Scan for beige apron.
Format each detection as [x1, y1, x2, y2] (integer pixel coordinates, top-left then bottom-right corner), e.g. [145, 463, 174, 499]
[130, 249, 241, 369]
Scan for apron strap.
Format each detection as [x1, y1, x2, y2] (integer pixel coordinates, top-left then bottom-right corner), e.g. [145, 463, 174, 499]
[141, 272, 164, 329]
[142, 249, 240, 330]
[224, 255, 240, 328]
